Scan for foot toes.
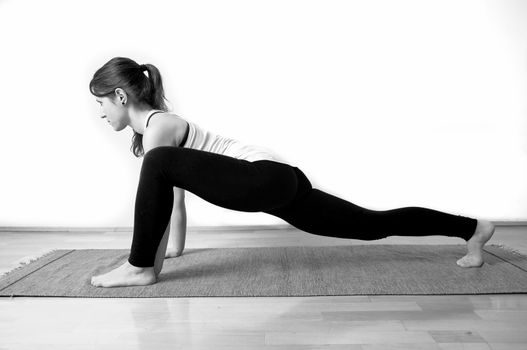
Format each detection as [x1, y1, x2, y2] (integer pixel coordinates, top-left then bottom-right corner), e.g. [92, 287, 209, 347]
[91, 276, 101, 287]
[456, 257, 469, 267]
[457, 255, 483, 268]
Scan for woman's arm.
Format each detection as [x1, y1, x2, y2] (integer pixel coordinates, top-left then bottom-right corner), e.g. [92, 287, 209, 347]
[153, 187, 186, 276]
[167, 187, 187, 257]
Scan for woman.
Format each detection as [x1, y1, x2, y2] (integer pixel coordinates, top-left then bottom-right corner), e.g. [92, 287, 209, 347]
[89, 57, 495, 288]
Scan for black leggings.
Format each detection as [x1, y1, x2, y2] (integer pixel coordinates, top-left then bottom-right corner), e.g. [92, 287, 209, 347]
[128, 146, 478, 267]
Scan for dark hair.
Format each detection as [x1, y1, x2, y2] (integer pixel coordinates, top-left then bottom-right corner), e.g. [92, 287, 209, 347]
[89, 57, 171, 158]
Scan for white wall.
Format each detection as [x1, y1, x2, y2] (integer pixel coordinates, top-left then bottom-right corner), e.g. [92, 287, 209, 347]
[0, 0, 525, 228]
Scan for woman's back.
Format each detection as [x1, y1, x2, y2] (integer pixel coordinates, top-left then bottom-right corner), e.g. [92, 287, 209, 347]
[146, 111, 282, 163]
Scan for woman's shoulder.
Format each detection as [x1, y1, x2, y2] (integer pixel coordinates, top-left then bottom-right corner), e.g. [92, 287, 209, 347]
[144, 112, 189, 147]
[147, 111, 188, 130]
[150, 111, 186, 123]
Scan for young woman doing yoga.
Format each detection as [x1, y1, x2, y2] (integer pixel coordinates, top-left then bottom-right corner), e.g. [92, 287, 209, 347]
[89, 57, 495, 288]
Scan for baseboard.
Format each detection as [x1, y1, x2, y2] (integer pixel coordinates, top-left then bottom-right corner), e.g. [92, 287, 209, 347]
[0, 221, 526, 233]
[0, 224, 295, 233]
[491, 221, 527, 226]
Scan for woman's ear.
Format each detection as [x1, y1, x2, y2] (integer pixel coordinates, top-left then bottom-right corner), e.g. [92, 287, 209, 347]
[114, 88, 127, 105]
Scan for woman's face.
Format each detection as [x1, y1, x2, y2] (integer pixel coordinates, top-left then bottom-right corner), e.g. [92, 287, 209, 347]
[95, 94, 128, 131]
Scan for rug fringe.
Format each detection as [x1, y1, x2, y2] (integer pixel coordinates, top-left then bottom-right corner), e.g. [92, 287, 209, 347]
[488, 243, 527, 258]
[0, 249, 59, 279]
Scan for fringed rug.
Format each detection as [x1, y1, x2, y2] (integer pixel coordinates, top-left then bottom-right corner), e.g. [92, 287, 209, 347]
[1, 244, 526, 298]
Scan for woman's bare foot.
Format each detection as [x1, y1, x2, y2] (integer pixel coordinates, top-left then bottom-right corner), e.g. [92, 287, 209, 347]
[457, 219, 495, 268]
[91, 260, 157, 287]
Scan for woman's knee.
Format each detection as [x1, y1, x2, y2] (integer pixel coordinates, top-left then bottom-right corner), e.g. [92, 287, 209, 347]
[140, 146, 181, 181]
[143, 146, 176, 163]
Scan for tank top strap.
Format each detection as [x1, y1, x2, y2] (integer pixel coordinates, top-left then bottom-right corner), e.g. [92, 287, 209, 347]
[144, 110, 164, 130]
[178, 120, 190, 147]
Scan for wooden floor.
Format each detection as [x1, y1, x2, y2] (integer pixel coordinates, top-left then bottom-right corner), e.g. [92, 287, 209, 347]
[0, 225, 526, 350]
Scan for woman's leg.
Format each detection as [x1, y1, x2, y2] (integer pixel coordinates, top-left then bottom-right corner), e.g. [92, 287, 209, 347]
[265, 166, 494, 267]
[128, 147, 300, 267]
[265, 165, 477, 241]
[268, 190, 478, 241]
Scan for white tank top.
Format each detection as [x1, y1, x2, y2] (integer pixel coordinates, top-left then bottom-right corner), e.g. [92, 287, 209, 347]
[182, 120, 283, 162]
[145, 110, 283, 163]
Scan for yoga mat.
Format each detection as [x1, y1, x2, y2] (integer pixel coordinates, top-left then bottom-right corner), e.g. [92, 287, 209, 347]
[1, 244, 526, 298]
